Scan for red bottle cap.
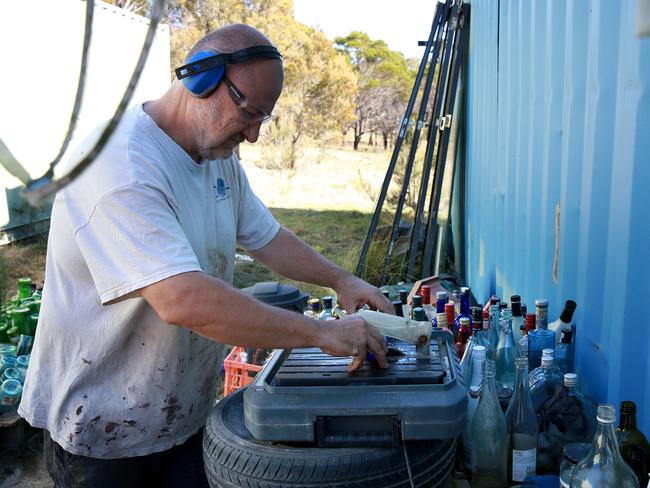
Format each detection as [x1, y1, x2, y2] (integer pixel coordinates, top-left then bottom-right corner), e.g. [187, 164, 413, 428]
[420, 285, 431, 304]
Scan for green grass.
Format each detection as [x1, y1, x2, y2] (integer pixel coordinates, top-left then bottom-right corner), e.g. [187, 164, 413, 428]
[233, 207, 372, 298]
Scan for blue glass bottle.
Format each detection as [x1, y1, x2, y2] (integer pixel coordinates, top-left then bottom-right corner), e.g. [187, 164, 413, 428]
[454, 287, 472, 336]
[527, 298, 555, 370]
[555, 329, 574, 374]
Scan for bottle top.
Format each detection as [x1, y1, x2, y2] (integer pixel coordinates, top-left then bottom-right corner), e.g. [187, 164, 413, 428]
[535, 298, 549, 308]
[489, 295, 500, 306]
[471, 306, 483, 323]
[511, 295, 522, 316]
[560, 300, 577, 323]
[444, 302, 455, 313]
[322, 296, 334, 309]
[499, 302, 507, 310]
[398, 289, 409, 304]
[308, 298, 320, 311]
[473, 345, 486, 360]
[620, 400, 637, 415]
[596, 404, 616, 424]
[412, 307, 426, 322]
[381, 289, 390, 299]
[420, 285, 431, 304]
[461, 286, 470, 294]
[436, 291, 448, 301]
[542, 348, 554, 357]
[16, 355, 29, 367]
[412, 295, 423, 308]
[564, 373, 578, 387]
[525, 312, 536, 331]
[435, 312, 447, 328]
[460, 317, 470, 328]
[392, 300, 404, 317]
[510, 294, 521, 303]
[521, 303, 527, 316]
[1, 378, 21, 395]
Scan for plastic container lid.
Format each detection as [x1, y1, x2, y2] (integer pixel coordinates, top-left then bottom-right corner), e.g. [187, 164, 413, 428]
[241, 281, 309, 311]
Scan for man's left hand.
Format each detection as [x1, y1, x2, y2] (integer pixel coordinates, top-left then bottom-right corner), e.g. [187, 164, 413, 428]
[334, 274, 394, 314]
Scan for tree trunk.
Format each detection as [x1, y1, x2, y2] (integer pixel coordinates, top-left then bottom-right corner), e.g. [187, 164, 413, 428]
[383, 132, 389, 149]
[368, 133, 373, 146]
[353, 135, 361, 151]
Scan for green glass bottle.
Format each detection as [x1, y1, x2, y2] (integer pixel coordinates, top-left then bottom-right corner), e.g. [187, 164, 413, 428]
[17, 278, 32, 301]
[617, 401, 650, 481]
[10, 307, 30, 336]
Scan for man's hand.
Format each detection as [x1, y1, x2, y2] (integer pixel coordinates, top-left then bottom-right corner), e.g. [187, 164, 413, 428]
[318, 317, 388, 372]
[334, 274, 394, 315]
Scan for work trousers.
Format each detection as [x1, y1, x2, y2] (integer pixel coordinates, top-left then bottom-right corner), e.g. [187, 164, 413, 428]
[44, 428, 210, 488]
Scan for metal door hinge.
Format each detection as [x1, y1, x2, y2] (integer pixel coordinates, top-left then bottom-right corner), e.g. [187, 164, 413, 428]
[437, 114, 452, 131]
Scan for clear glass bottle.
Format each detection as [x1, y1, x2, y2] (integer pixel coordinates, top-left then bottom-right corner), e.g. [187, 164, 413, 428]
[518, 312, 536, 358]
[317, 296, 334, 320]
[461, 307, 493, 383]
[570, 404, 641, 487]
[528, 298, 556, 370]
[555, 329, 575, 374]
[487, 297, 501, 352]
[529, 349, 564, 411]
[505, 357, 538, 483]
[454, 287, 472, 335]
[560, 443, 592, 487]
[304, 298, 321, 319]
[549, 299, 577, 344]
[471, 359, 508, 487]
[496, 308, 518, 400]
[463, 345, 487, 469]
[617, 401, 650, 479]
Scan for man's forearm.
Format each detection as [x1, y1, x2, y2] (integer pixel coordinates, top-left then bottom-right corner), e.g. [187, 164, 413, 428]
[249, 227, 352, 290]
[140, 271, 322, 349]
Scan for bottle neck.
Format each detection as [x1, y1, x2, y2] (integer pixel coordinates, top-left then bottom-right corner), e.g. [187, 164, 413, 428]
[591, 419, 622, 463]
[619, 411, 638, 430]
[513, 363, 531, 401]
[460, 293, 470, 315]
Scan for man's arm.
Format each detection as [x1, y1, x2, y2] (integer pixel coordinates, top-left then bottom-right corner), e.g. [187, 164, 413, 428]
[248, 227, 393, 314]
[139, 271, 388, 371]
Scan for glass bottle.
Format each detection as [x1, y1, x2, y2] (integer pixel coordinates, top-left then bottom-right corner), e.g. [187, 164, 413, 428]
[549, 299, 577, 344]
[570, 404, 641, 487]
[411, 295, 423, 318]
[463, 345, 487, 469]
[529, 349, 564, 411]
[518, 312, 536, 358]
[471, 359, 508, 487]
[495, 309, 518, 400]
[456, 317, 471, 359]
[460, 307, 493, 383]
[454, 287, 472, 335]
[317, 296, 334, 320]
[420, 285, 431, 305]
[510, 295, 524, 337]
[560, 443, 592, 487]
[17, 278, 32, 301]
[505, 357, 538, 484]
[555, 329, 575, 374]
[445, 302, 456, 335]
[627, 447, 649, 487]
[392, 300, 404, 318]
[528, 298, 556, 370]
[487, 297, 501, 352]
[617, 401, 650, 477]
[398, 289, 409, 305]
[412, 307, 426, 322]
[304, 298, 321, 319]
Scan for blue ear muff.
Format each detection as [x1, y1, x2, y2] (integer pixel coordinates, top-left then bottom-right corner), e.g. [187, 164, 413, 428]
[180, 50, 225, 99]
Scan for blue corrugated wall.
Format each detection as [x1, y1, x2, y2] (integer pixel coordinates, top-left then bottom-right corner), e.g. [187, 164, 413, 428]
[465, 0, 650, 434]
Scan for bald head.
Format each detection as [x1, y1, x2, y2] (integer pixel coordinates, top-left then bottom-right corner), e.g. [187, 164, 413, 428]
[188, 24, 274, 58]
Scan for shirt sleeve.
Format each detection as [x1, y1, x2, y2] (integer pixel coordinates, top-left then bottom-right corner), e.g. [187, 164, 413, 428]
[69, 183, 202, 304]
[234, 162, 280, 251]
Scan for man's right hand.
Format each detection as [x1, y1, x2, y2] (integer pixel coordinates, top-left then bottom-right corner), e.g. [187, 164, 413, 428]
[317, 317, 388, 372]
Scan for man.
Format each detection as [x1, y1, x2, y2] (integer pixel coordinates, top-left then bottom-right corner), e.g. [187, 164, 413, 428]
[19, 24, 391, 487]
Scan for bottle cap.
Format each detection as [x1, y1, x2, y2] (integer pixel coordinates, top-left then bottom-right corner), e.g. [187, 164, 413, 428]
[460, 317, 470, 328]
[525, 313, 536, 331]
[564, 373, 578, 387]
[541, 356, 554, 368]
[510, 295, 521, 303]
[511, 295, 522, 316]
[322, 296, 333, 309]
[473, 345, 486, 360]
[392, 300, 404, 317]
[535, 298, 549, 308]
[308, 298, 320, 311]
[420, 285, 431, 304]
[521, 303, 527, 316]
[542, 348, 554, 357]
[620, 400, 637, 414]
[412, 307, 426, 321]
[489, 296, 500, 306]
[560, 300, 577, 323]
[436, 291, 448, 301]
[436, 312, 447, 327]
[412, 295, 423, 308]
[398, 289, 409, 304]
[471, 306, 483, 323]
[381, 289, 390, 299]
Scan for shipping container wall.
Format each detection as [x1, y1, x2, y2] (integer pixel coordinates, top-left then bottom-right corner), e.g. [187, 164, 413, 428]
[0, 1, 171, 242]
[465, 0, 650, 434]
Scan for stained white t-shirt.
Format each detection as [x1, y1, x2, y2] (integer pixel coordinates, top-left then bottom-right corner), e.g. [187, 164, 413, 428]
[18, 104, 280, 459]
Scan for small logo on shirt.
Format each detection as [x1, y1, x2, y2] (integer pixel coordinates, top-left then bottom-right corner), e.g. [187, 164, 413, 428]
[214, 178, 231, 202]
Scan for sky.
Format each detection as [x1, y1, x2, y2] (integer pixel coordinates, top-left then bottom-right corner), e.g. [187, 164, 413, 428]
[293, 0, 440, 60]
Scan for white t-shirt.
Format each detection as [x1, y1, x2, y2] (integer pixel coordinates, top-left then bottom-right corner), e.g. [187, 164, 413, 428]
[18, 104, 280, 459]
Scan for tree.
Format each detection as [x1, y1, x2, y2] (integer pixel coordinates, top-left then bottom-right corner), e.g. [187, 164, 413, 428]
[334, 32, 414, 150]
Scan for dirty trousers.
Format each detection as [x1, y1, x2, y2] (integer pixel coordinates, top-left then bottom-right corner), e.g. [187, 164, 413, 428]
[44, 428, 210, 488]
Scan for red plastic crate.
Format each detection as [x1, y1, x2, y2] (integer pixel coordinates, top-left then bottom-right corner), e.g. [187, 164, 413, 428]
[223, 346, 263, 397]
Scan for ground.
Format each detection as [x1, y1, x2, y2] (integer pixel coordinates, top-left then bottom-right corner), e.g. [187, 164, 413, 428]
[0, 141, 394, 487]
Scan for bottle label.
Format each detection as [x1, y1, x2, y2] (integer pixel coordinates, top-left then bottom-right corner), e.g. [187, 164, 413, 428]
[512, 448, 536, 482]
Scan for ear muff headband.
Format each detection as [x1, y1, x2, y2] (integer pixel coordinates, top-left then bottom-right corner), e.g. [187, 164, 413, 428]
[175, 45, 283, 99]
